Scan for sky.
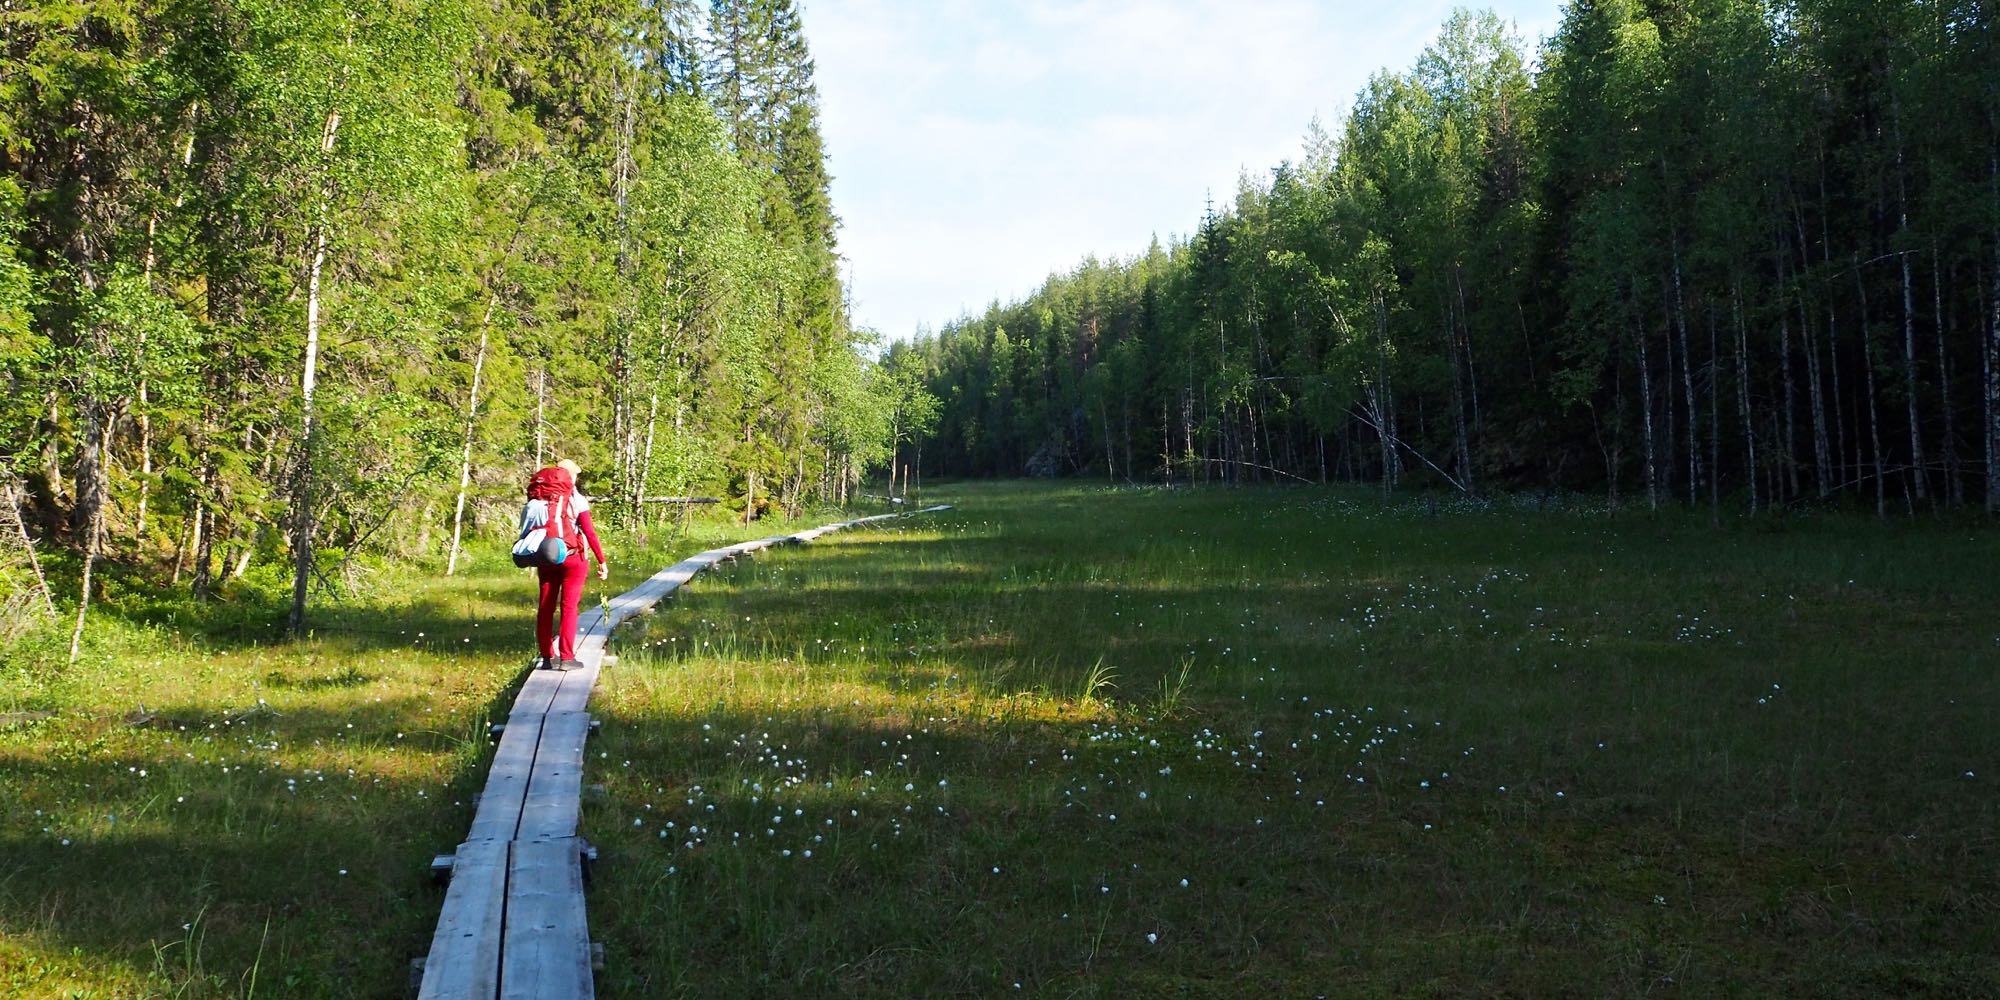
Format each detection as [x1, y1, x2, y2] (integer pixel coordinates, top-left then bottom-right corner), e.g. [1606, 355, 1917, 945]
[802, 0, 1568, 342]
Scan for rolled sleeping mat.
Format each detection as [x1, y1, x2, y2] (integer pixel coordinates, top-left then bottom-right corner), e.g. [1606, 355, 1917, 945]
[538, 535, 570, 567]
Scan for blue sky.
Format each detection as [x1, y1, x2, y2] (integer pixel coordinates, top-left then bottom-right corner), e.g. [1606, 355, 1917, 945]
[803, 1, 1568, 341]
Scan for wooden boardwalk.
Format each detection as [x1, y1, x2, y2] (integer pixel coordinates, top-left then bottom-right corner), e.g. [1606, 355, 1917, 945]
[415, 506, 952, 998]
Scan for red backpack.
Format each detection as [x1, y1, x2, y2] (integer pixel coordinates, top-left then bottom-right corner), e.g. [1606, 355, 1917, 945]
[527, 467, 583, 554]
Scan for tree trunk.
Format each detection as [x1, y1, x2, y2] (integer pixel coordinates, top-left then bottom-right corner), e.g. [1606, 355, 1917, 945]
[1779, 282, 1800, 504]
[1818, 163, 1850, 496]
[1901, 242, 1926, 503]
[1855, 255, 1887, 517]
[70, 401, 107, 542]
[69, 419, 112, 663]
[1791, 206, 1832, 497]
[1661, 284, 1678, 501]
[1893, 93, 1927, 503]
[176, 447, 202, 589]
[1828, 301, 1849, 498]
[4, 476, 56, 617]
[637, 313, 675, 518]
[192, 507, 212, 592]
[534, 366, 547, 468]
[1989, 220, 2000, 513]
[40, 395, 64, 502]
[133, 113, 197, 549]
[289, 107, 341, 636]
[446, 293, 498, 575]
[1375, 287, 1400, 489]
[1633, 298, 1658, 510]
[1100, 399, 1114, 482]
[1672, 258, 1699, 506]
[1734, 282, 1757, 515]
[1442, 297, 1472, 492]
[1708, 307, 1721, 523]
[1985, 134, 2000, 513]
[1454, 263, 1481, 435]
[609, 90, 635, 505]
[1933, 245, 1960, 503]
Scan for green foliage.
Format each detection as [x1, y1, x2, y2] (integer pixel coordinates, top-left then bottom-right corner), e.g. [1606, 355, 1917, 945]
[910, 3, 2000, 517]
[0, 0, 889, 629]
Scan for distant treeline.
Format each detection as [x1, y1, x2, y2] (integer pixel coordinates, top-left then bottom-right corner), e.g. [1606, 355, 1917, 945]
[1, 1, 918, 635]
[896, 1, 2000, 514]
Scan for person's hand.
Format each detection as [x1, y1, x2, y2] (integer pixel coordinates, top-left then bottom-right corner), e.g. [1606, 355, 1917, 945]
[597, 561, 610, 581]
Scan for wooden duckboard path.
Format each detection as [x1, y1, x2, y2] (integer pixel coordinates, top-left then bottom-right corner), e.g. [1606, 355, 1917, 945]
[417, 505, 953, 999]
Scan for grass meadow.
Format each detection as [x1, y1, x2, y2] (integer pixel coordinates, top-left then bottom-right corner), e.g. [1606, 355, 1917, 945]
[5, 481, 1998, 997]
[587, 482, 1998, 998]
[0, 512, 801, 998]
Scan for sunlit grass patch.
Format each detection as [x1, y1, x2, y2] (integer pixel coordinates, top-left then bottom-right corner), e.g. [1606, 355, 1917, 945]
[586, 482, 2000, 997]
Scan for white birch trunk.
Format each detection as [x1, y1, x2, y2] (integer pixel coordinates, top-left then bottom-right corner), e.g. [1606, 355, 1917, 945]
[1902, 246, 1926, 502]
[4, 477, 55, 617]
[1671, 256, 1698, 505]
[133, 117, 196, 547]
[1855, 256, 1887, 516]
[1779, 297, 1800, 503]
[446, 294, 498, 575]
[1791, 208, 1831, 498]
[1735, 284, 1757, 514]
[1894, 96, 1927, 501]
[288, 107, 341, 635]
[1932, 245, 1959, 502]
[1634, 302, 1658, 510]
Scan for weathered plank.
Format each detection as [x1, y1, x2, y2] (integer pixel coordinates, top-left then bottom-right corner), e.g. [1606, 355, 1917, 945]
[516, 711, 592, 841]
[465, 670, 562, 843]
[508, 668, 564, 720]
[547, 665, 601, 715]
[573, 607, 606, 643]
[500, 837, 593, 1000]
[417, 837, 508, 999]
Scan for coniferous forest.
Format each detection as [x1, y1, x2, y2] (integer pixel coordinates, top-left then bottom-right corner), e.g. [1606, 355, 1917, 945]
[1, 0, 917, 636]
[898, 1, 2000, 518]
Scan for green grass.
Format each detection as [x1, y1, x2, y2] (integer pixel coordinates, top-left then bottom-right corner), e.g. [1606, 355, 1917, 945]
[6, 484, 1997, 997]
[586, 482, 2000, 998]
[0, 508, 841, 998]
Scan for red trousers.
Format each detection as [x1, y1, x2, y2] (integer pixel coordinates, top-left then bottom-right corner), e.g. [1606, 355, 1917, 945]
[536, 556, 588, 660]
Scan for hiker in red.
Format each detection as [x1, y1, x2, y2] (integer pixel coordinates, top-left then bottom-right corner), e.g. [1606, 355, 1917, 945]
[532, 459, 608, 669]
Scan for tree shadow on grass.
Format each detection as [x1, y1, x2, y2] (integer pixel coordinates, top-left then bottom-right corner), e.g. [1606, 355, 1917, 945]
[0, 667, 555, 996]
[0, 752, 465, 998]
